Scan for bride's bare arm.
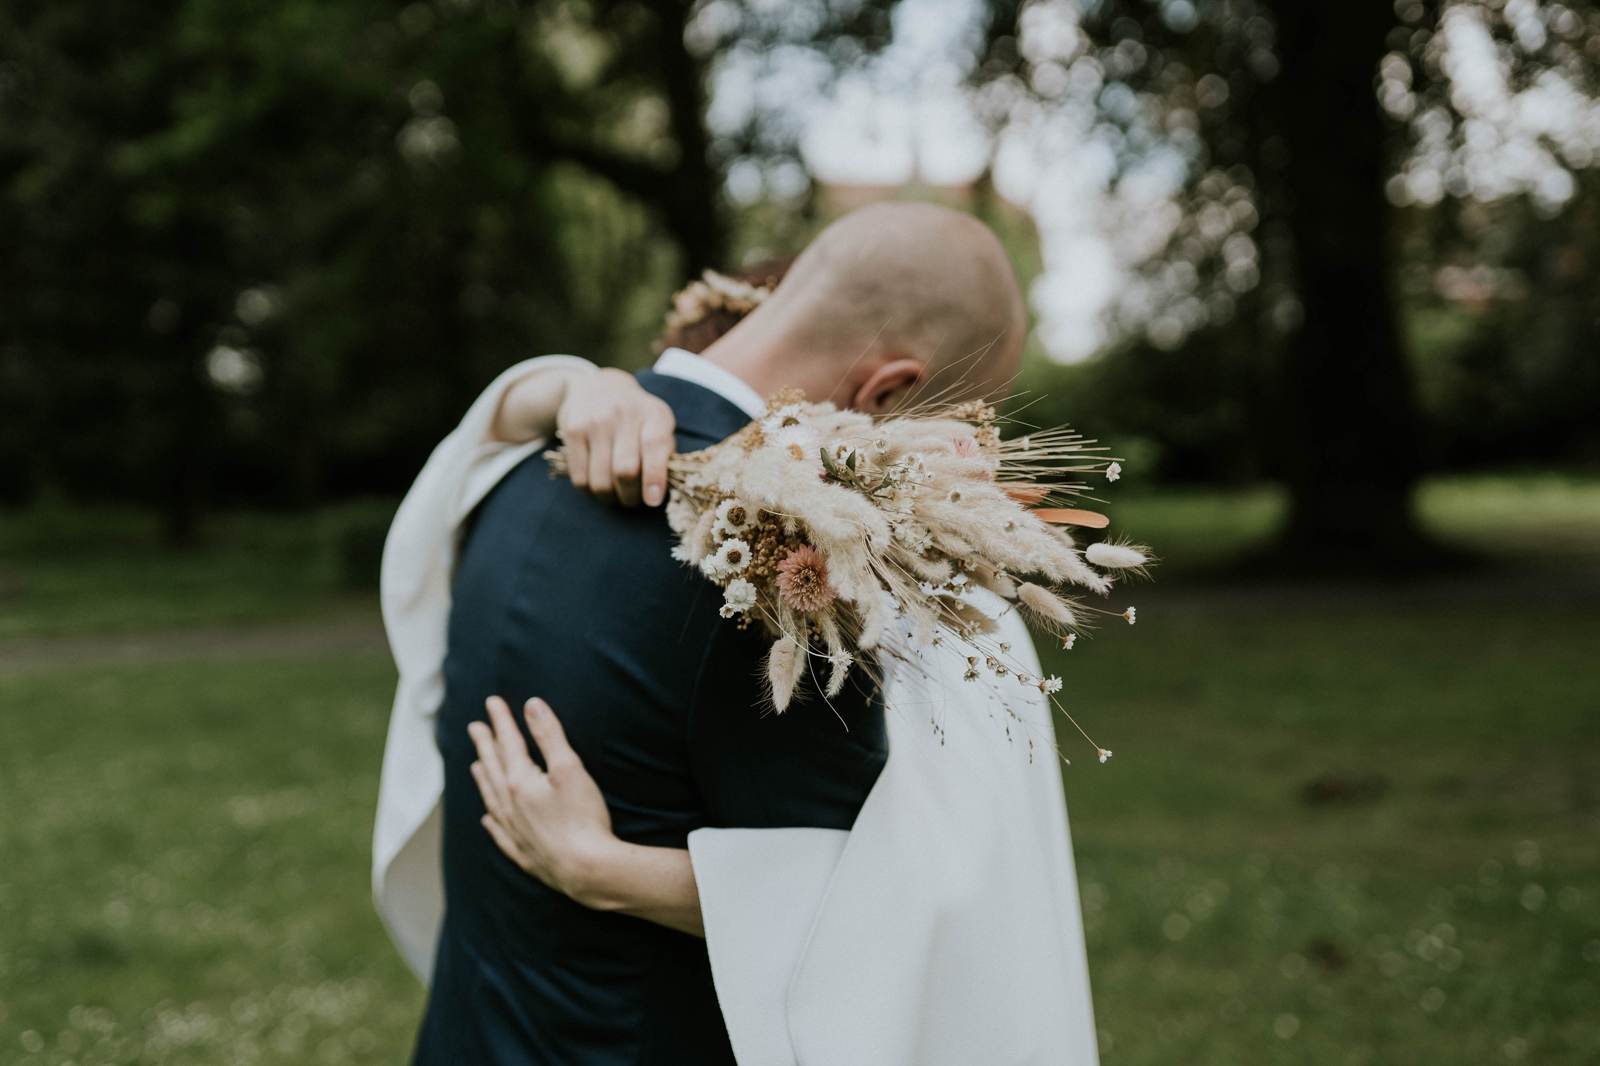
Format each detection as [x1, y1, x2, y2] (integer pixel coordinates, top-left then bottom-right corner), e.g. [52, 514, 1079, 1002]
[468, 696, 704, 937]
[492, 366, 676, 508]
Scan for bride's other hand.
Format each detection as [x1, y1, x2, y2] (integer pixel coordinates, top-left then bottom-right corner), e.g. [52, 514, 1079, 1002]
[468, 696, 706, 935]
[468, 696, 617, 902]
[492, 366, 675, 507]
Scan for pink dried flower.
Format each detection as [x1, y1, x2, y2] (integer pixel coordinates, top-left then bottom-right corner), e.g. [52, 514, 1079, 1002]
[774, 544, 836, 612]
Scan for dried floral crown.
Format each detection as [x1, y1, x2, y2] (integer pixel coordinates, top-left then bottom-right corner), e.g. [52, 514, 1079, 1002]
[663, 269, 775, 332]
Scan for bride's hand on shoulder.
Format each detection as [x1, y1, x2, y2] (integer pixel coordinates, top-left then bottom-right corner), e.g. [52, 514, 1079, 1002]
[557, 368, 675, 508]
[493, 366, 675, 507]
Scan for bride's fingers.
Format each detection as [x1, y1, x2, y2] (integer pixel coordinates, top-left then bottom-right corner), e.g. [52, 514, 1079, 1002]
[470, 758, 515, 829]
[480, 814, 535, 874]
[611, 410, 643, 508]
[484, 695, 535, 770]
[524, 698, 581, 776]
[586, 421, 616, 499]
[467, 722, 511, 805]
[639, 408, 674, 508]
[561, 426, 591, 493]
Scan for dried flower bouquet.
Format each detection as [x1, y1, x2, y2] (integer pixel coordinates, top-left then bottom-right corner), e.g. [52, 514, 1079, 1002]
[551, 390, 1149, 762]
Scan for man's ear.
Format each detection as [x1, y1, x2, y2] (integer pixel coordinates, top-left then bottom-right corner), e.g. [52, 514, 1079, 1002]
[851, 359, 926, 414]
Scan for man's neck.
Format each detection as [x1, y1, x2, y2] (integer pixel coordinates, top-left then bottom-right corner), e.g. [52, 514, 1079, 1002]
[701, 323, 849, 407]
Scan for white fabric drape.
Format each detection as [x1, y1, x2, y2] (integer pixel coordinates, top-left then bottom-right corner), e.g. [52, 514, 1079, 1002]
[373, 354, 592, 978]
[691, 607, 1099, 1066]
[373, 359, 1100, 1064]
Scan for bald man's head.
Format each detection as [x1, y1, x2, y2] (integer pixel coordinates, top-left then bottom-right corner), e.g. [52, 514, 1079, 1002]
[702, 202, 1027, 412]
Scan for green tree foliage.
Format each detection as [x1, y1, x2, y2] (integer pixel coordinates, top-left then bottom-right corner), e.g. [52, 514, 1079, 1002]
[985, 0, 1600, 571]
[0, 0, 892, 541]
[1403, 185, 1600, 473]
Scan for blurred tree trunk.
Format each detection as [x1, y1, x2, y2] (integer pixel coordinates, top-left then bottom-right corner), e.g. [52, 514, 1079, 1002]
[534, 1, 727, 278]
[1264, 0, 1435, 571]
[650, 0, 724, 275]
[161, 336, 210, 548]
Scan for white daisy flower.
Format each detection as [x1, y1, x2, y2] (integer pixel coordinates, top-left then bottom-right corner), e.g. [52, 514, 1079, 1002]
[700, 537, 752, 580]
[719, 577, 758, 618]
[759, 403, 806, 434]
[1098, 748, 1113, 763]
[768, 423, 823, 468]
[1043, 675, 1063, 694]
[713, 498, 755, 538]
[1124, 606, 1136, 625]
[1105, 461, 1122, 482]
[1063, 634, 1077, 650]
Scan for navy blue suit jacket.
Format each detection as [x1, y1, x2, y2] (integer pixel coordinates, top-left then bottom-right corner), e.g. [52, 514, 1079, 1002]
[413, 371, 887, 1065]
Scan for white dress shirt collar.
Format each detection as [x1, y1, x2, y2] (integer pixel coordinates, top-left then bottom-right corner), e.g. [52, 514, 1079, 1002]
[652, 347, 767, 421]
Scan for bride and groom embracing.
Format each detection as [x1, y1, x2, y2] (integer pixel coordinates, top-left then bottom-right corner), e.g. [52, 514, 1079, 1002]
[373, 202, 1101, 1065]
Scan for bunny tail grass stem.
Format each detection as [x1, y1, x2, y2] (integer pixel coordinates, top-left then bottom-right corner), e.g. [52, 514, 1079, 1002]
[767, 636, 803, 713]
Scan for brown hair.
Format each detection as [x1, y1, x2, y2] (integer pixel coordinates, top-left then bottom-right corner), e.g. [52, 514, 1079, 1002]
[654, 258, 793, 355]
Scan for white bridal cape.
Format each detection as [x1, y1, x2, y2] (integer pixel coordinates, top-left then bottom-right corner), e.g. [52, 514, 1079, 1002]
[373, 356, 1100, 1066]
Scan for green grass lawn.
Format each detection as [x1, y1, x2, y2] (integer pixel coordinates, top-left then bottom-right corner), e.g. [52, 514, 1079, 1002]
[0, 654, 423, 1066]
[1096, 473, 1600, 575]
[0, 502, 395, 640]
[1042, 603, 1600, 1065]
[0, 477, 1597, 1065]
